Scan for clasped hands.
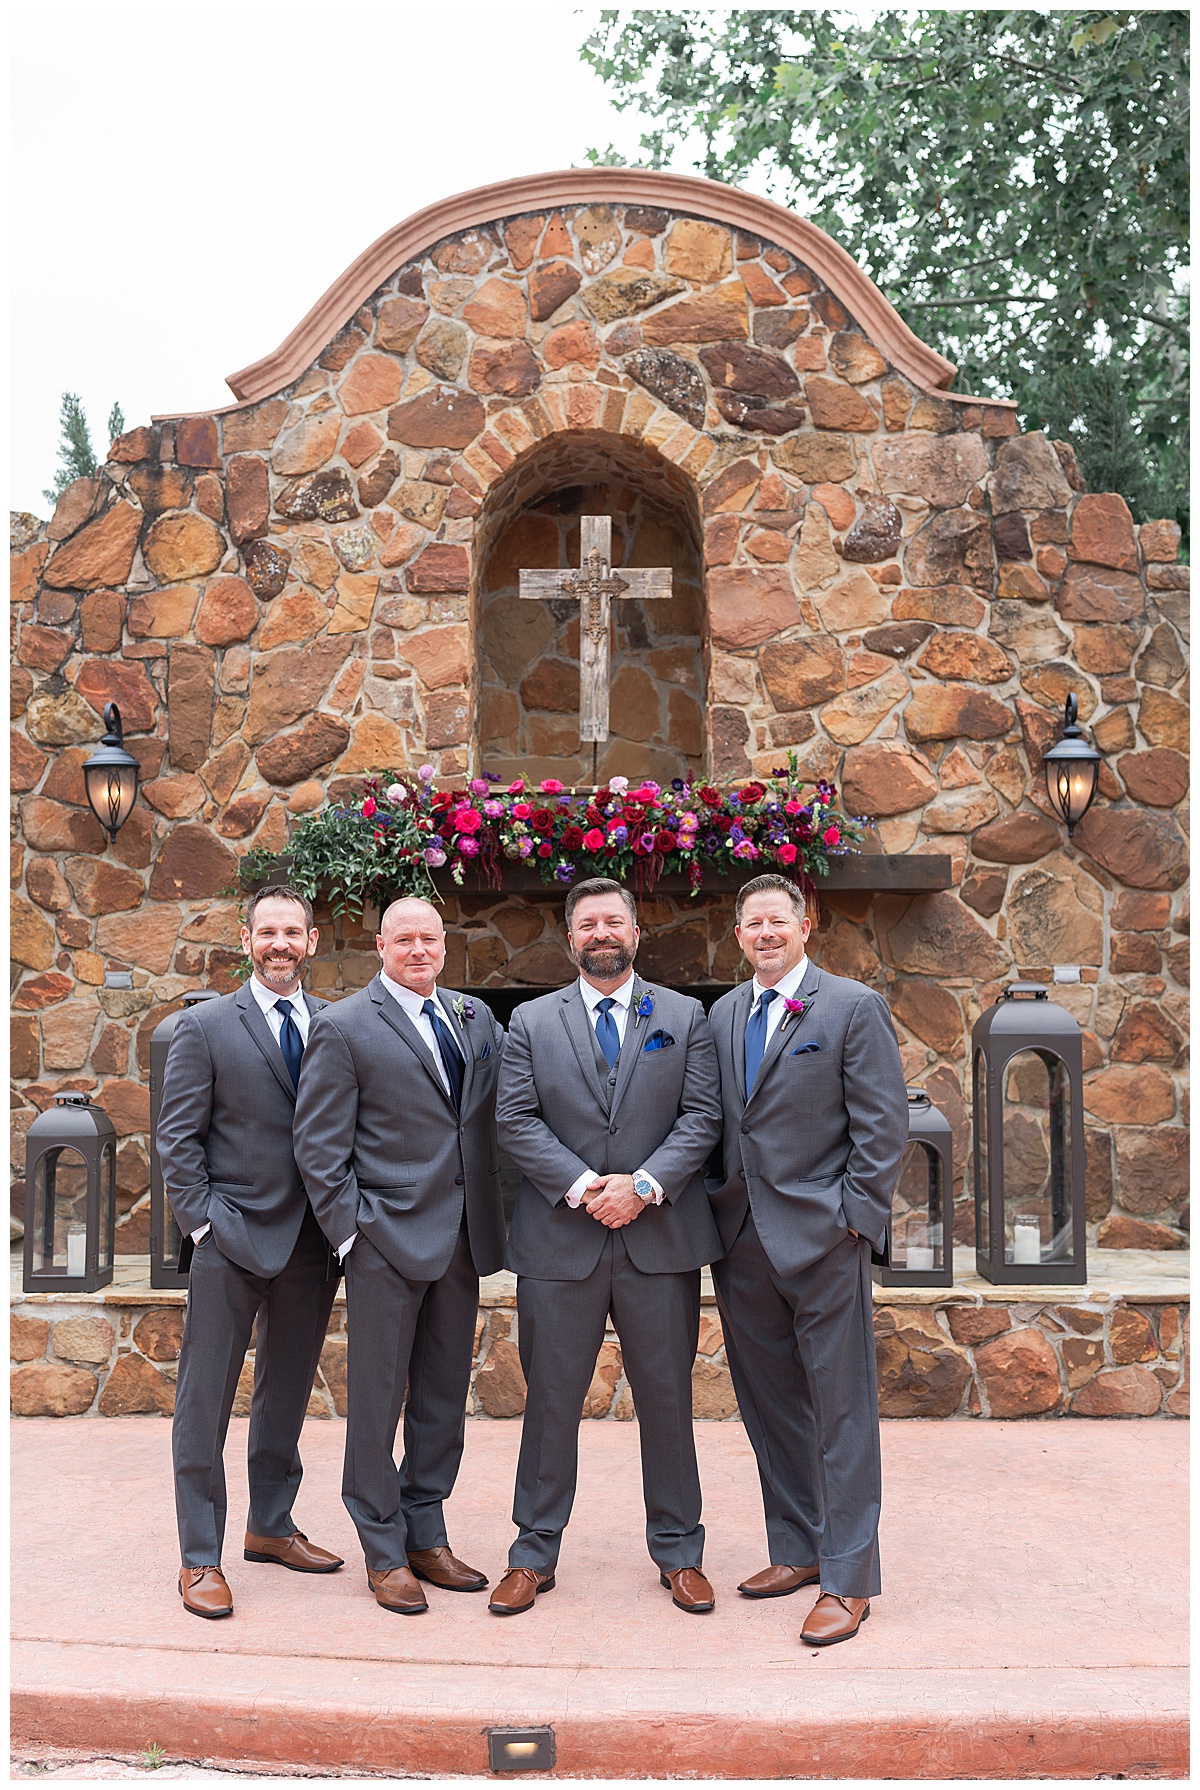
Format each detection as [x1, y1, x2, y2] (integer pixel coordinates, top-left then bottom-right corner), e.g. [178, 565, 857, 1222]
[582, 1173, 644, 1229]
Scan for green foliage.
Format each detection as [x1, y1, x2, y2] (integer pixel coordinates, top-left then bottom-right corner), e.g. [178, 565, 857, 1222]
[239, 786, 438, 918]
[582, 9, 1189, 539]
[139, 1742, 167, 1771]
[42, 391, 128, 506]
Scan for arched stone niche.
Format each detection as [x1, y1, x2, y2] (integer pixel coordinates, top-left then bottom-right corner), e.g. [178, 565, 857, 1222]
[476, 431, 704, 785]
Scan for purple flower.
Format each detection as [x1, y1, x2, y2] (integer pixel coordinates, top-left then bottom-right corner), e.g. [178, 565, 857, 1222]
[458, 838, 480, 857]
[424, 845, 447, 867]
[639, 831, 656, 853]
[611, 824, 628, 845]
[470, 778, 489, 795]
[704, 833, 720, 853]
[671, 778, 685, 791]
[730, 823, 746, 845]
[517, 837, 533, 858]
[483, 800, 504, 819]
[554, 862, 576, 884]
[417, 764, 436, 783]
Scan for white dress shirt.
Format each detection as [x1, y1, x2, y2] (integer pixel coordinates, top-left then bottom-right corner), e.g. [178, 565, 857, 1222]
[565, 971, 663, 1209]
[748, 953, 809, 1043]
[336, 975, 467, 1261]
[191, 976, 310, 1244]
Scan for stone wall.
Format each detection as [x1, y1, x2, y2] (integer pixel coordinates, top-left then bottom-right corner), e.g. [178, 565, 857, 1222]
[9, 183, 1190, 1258]
[10, 1291, 1188, 1420]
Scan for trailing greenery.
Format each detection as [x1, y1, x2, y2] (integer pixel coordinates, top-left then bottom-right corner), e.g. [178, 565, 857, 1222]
[582, 9, 1189, 545]
[240, 760, 863, 918]
[43, 393, 126, 504]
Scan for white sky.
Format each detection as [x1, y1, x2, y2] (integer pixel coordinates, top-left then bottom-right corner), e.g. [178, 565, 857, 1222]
[9, 2, 677, 518]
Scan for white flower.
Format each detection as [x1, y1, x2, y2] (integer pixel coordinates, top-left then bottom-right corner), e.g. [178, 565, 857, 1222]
[610, 775, 629, 792]
[386, 783, 405, 804]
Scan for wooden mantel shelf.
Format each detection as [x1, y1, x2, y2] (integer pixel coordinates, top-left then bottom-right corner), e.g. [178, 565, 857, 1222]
[432, 854, 952, 902]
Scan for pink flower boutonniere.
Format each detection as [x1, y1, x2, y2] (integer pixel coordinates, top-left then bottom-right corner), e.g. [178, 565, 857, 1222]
[781, 996, 810, 1028]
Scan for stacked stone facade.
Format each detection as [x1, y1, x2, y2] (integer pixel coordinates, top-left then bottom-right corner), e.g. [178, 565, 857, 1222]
[9, 172, 1189, 1270]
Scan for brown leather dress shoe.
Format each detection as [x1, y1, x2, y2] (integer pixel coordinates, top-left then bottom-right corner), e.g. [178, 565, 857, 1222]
[660, 1567, 715, 1613]
[178, 1566, 233, 1619]
[738, 1563, 821, 1599]
[366, 1566, 428, 1615]
[488, 1568, 555, 1615]
[407, 1545, 488, 1591]
[244, 1530, 344, 1573]
[801, 1592, 871, 1646]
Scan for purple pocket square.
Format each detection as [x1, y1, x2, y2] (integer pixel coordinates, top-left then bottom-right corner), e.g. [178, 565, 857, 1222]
[791, 1041, 822, 1055]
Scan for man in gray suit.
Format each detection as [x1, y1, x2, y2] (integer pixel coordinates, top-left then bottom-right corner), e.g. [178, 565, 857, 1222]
[158, 883, 344, 1620]
[293, 897, 505, 1616]
[709, 873, 907, 1647]
[492, 877, 723, 1616]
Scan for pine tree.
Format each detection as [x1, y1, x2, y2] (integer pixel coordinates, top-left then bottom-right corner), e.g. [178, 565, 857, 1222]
[42, 392, 127, 507]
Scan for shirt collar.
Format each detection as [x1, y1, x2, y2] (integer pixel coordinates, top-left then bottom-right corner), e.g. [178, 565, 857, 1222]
[249, 974, 303, 1014]
[752, 954, 808, 1009]
[380, 969, 442, 1017]
[579, 969, 635, 1015]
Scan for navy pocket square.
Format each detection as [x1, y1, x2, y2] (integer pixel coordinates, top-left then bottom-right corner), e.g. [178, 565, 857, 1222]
[479, 1041, 492, 1061]
[791, 1041, 822, 1055]
[643, 1030, 676, 1052]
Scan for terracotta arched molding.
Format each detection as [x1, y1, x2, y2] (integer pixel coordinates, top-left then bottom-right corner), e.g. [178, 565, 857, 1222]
[224, 167, 958, 406]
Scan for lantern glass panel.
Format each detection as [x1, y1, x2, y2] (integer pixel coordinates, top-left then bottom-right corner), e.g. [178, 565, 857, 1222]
[973, 1049, 989, 1246]
[32, 1146, 90, 1274]
[97, 1139, 115, 1272]
[891, 1141, 944, 1272]
[1001, 1048, 1077, 1268]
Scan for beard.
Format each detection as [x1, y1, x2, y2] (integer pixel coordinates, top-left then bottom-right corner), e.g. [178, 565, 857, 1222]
[577, 939, 635, 981]
[252, 946, 306, 991]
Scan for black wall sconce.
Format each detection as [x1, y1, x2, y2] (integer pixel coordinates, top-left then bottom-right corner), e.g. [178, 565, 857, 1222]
[82, 702, 140, 842]
[1042, 693, 1102, 836]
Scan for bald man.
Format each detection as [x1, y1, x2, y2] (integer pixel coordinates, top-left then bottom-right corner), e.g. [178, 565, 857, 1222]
[294, 899, 506, 1615]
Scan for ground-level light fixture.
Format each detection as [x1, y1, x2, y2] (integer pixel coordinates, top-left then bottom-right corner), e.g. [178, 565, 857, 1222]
[82, 702, 140, 842]
[23, 1093, 116, 1293]
[972, 984, 1087, 1287]
[487, 1729, 556, 1773]
[1042, 692, 1102, 835]
[874, 1087, 954, 1288]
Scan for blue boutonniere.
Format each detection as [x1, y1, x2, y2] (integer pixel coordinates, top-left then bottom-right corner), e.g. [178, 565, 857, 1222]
[633, 990, 655, 1029]
[452, 995, 476, 1029]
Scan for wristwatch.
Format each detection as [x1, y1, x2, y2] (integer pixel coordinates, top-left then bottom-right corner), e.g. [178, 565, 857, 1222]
[633, 1174, 656, 1206]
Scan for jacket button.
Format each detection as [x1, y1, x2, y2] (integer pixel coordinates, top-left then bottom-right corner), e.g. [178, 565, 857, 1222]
[609, 1125, 618, 1134]
[454, 1174, 464, 1185]
[740, 1123, 750, 1134]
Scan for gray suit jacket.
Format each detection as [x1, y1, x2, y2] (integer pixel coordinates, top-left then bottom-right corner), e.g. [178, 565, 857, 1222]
[497, 979, 723, 1280]
[709, 961, 908, 1275]
[157, 981, 330, 1279]
[292, 975, 506, 1281]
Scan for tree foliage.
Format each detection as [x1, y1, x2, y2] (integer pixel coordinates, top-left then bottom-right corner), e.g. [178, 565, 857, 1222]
[582, 10, 1189, 538]
[43, 393, 126, 506]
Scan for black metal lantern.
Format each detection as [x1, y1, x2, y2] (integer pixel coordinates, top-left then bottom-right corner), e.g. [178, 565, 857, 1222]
[149, 988, 222, 1289]
[1042, 693, 1102, 835]
[972, 984, 1087, 1286]
[874, 1087, 954, 1288]
[23, 1093, 116, 1293]
[82, 702, 140, 842]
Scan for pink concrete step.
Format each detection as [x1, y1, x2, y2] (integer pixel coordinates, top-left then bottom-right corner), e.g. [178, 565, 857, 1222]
[11, 1419, 1188, 1779]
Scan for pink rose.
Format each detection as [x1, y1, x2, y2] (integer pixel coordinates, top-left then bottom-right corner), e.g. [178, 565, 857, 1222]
[508, 779, 526, 794]
[777, 842, 798, 864]
[582, 827, 606, 851]
[540, 778, 565, 794]
[823, 825, 840, 847]
[512, 802, 532, 820]
[361, 796, 377, 819]
[785, 799, 803, 815]
[537, 841, 553, 857]
[453, 807, 482, 834]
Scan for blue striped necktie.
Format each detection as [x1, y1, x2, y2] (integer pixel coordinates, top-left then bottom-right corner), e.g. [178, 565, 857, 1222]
[744, 988, 778, 1092]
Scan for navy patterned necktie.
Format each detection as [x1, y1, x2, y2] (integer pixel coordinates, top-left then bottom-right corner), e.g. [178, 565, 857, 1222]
[744, 988, 778, 1092]
[275, 998, 305, 1090]
[423, 998, 464, 1112]
[594, 996, 620, 1070]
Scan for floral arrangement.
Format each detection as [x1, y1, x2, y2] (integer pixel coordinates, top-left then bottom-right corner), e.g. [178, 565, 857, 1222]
[241, 754, 862, 916]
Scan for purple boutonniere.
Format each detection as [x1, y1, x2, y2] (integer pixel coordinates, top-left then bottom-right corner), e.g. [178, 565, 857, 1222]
[452, 995, 476, 1028]
[781, 996, 810, 1028]
[634, 990, 655, 1029]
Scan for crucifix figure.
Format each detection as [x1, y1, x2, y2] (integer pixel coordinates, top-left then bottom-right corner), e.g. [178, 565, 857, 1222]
[519, 514, 672, 781]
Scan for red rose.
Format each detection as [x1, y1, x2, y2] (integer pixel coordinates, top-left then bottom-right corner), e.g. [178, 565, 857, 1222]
[740, 782, 766, 804]
[530, 807, 554, 834]
[654, 828, 677, 851]
[561, 826, 585, 850]
[698, 785, 723, 808]
[512, 802, 532, 820]
[585, 806, 604, 827]
[537, 841, 553, 857]
[432, 790, 453, 810]
[439, 819, 456, 840]
[823, 825, 841, 847]
[582, 828, 605, 852]
[361, 796, 377, 819]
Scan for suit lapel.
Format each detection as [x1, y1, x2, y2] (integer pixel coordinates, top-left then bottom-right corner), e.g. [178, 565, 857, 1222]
[236, 981, 297, 1104]
[559, 985, 608, 1112]
[437, 987, 475, 1112]
[609, 978, 651, 1122]
[369, 977, 456, 1114]
[745, 961, 821, 1108]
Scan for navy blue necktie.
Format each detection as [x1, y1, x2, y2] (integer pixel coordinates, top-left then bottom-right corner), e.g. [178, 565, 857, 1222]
[594, 996, 620, 1070]
[275, 999, 305, 1090]
[744, 988, 778, 1092]
[423, 998, 465, 1112]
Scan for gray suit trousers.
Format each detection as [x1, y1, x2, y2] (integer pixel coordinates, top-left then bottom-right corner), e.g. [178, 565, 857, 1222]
[712, 1209, 882, 1600]
[341, 1221, 479, 1571]
[172, 1205, 336, 1567]
[511, 1231, 703, 1575]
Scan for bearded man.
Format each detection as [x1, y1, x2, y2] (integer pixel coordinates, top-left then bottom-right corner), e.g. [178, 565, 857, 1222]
[491, 877, 723, 1616]
[157, 884, 344, 1619]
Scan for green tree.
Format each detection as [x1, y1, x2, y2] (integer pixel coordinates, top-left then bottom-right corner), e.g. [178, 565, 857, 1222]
[582, 10, 1189, 539]
[43, 393, 127, 506]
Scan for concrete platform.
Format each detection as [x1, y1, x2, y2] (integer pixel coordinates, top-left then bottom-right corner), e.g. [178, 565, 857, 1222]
[11, 1418, 1188, 1779]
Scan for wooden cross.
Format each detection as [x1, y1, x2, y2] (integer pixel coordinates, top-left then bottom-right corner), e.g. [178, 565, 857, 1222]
[519, 515, 672, 775]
